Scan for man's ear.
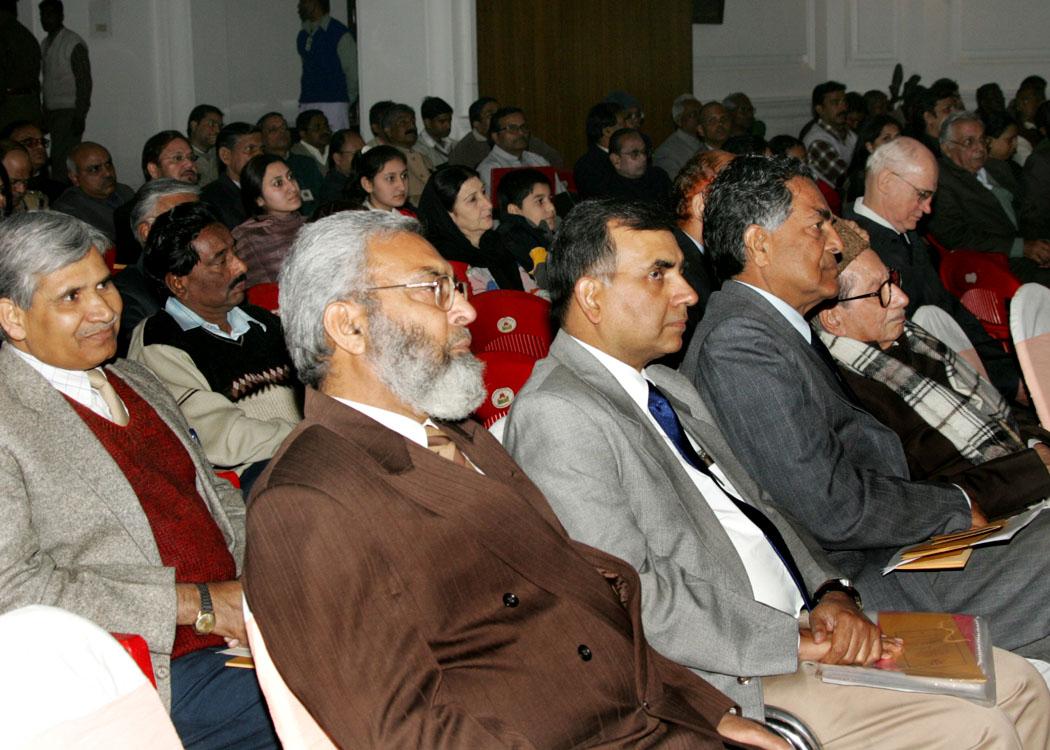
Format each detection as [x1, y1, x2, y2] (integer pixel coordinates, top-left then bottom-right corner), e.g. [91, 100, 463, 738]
[165, 272, 188, 301]
[689, 192, 704, 221]
[742, 224, 770, 268]
[146, 162, 162, 180]
[816, 306, 844, 337]
[218, 147, 233, 168]
[507, 202, 524, 217]
[0, 298, 28, 342]
[573, 276, 605, 325]
[323, 299, 369, 356]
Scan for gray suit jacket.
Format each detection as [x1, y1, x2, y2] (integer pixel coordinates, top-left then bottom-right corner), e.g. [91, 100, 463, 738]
[504, 331, 838, 719]
[0, 346, 246, 706]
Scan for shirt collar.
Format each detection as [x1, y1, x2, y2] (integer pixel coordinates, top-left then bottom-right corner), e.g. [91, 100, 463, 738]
[164, 297, 266, 340]
[851, 196, 897, 232]
[569, 335, 651, 411]
[298, 140, 329, 164]
[975, 167, 993, 190]
[302, 14, 331, 33]
[331, 396, 433, 449]
[735, 281, 812, 343]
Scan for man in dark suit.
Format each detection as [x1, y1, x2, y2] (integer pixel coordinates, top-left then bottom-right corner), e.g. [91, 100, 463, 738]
[844, 135, 1023, 399]
[929, 110, 1050, 284]
[199, 122, 262, 229]
[681, 155, 1050, 663]
[573, 101, 624, 199]
[243, 209, 784, 749]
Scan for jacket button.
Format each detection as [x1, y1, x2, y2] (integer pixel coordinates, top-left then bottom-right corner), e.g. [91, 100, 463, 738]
[737, 676, 751, 685]
[155, 665, 170, 679]
[502, 592, 519, 608]
[578, 644, 592, 661]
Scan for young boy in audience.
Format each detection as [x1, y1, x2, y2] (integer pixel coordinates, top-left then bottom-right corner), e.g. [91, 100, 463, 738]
[495, 168, 556, 289]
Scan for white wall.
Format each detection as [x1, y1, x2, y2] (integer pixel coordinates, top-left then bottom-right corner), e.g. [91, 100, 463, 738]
[693, 0, 1050, 140]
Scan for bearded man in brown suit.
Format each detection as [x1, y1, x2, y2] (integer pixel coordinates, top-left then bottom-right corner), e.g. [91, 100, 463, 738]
[242, 210, 787, 748]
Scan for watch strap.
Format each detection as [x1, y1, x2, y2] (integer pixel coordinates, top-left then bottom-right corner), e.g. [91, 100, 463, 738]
[196, 583, 213, 614]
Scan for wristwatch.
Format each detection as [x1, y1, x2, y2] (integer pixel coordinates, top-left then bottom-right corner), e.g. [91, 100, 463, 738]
[193, 583, 216, 635]
[813, 578, 863, 610]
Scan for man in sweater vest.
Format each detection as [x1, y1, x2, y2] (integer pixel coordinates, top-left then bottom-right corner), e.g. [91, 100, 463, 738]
[0, 211, 278, 749]
[39, 0, 91, 186]
[129, 203, 302, 494]
[296, 0, 357, 131]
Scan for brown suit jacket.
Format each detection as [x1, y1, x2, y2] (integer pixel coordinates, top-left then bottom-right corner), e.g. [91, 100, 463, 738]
[244, 389, 735, 748]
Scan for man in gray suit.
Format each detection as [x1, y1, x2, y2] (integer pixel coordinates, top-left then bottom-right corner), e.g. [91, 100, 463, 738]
[682, 155, 1050, 664]
[504, 198, 1050, 748]
[0, 211, 277, 749]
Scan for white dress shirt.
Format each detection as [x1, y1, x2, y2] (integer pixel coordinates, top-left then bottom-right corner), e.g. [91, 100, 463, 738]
[735, 281, 812, 343]
[571, 336, 804, 615]
[851, 196, 896, 232]
[164, 298, 266, 341]
[476, 144, 549, 194]
[9, 346, 122, 422]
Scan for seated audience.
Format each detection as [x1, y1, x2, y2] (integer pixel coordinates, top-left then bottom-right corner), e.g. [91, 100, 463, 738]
[379, 102, 433, 206]
[503, 198, 1050, 747]
[802, 80, 856, 190]
[698, 101, 732, 152]
[1012, 75, 1046, 165]
[1, 119, 64, 202]
[0, 139, 32, 211]
[52, 141, 133, 241]
[318, 127, 364, 204]
[186, 104, 223, 187]
[476, 106, 549, 195]
[842, 114, 901, 202]
[603, 127, 672, 205]
[494, 168, 556, 288]
[242, 208, 777, 750]
[232, 154, 306, 288]
[414, 95, 457, 167]
[114, 179, 200, 354]
[200, 122, 263, 229]
[815, 223, 1050, 514]
[290, 108, 331, 175]
[0, 211, 278, 749]
[418, 164, 534, 294]
[846, 136, 1024, 400]
[346, 144, 412, 214]
[904, 81, 959, 158]
[131, 203, 301, 488]
[363, 98, 394, 149]
[447, 95, 497, 168]
[930, 110, 1050, 285]
[768, 134, 807, 162]
[653, 94, 703, 180]
[1022, 101, 1050, 240]
[723, 92, 763, 137]
[573, 101, 624, 199]
[681, 155, 1050, 663]
[256, 111, 323, 216]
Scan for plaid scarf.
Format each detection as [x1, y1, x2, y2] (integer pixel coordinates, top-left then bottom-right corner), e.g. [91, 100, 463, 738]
[818, 322, 1024, 463]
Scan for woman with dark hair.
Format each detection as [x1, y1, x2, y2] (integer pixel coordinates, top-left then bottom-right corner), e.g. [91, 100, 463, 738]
[416, 165, 535, 294]
[232, 153, 305, 287]
[0, 161, 12, 218]
[344, 145, 415, 216]
[842, 114, 901, 202]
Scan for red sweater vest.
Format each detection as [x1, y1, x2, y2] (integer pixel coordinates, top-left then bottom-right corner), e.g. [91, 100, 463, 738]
[66, 372, 236, 659]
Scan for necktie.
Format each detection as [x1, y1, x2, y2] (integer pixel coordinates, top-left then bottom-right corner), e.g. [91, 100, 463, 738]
[809, 334, 863, 407]
[425, 425, 471, 468]
[646, 382, 813, 610]
[86, 368, 130, 426]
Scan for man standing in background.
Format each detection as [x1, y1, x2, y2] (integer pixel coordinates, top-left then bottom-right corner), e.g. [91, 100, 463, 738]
[296, 0, 357, 131]
[39, 0, 91, 184]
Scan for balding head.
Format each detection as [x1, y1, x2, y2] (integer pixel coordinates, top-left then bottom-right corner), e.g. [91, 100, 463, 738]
[862, 137, 938, 233]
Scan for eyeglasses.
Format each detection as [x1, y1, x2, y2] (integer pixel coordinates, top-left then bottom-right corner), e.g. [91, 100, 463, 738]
[366, 274, 468, 311]
[946, 136, 986, 151]
[18, 136, 48, 148]
[837, 268, 901, 308]
[618, 148, 648, 158]
[163, 152, 198, 164]
[890, 172, 935, 202]
[80, 160, 114, 175]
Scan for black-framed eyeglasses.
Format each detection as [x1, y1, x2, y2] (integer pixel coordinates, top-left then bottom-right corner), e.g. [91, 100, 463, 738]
[890, 172, 935, 202]
[366, 274, 468, 311]
[837, 268, 901, 308]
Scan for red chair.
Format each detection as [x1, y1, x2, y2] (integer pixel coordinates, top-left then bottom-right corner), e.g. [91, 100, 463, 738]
[468, 290, 552, 358]
[449, 260, 471, 296]
[247, 283, 280, 312]
[816, 179, 842, 217]
[215, 470, 242, 489]
[474, 351, 538, 428]
[937, 250, 1021, 345]
[111, 633, 157, 687]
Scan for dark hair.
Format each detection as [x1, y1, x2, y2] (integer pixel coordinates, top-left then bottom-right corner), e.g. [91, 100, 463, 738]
[143, 202, 223, 285]
[609, 127, 643, 155]
[295, 109, 325, 134]
[811, 81, 846, 114]
[722, 134, 768, 155]
[344, 145, 407, 206]
[327, 128, 360, 167]
[240, 153, 289, 216]
[585, 102, 622, 145]
[0, 161, 12, 217]
[931, 78, 960, 98]
[862, 89, 888, 116]
[368, 100, 395, 127]
[845, 114, 900, 175]
[704, 155, 811, 281]
[215, 122, 258, 154]
[979, 109, 1018, 140]
[468, 96, 498, 126]
[38, 0, 62, 13]
[0, 119, 37, 140]
[845, 91, 865, 115]
[380, 103, 414, 132]
[255, 111, 284, 128]
[422, 164, 478, 212]
[421, 96, 453, 120]
[141, 130, 189, 181]
[768, 135, 804, 158]
[488, 107, 524, 138]
[547, 198, 675, 326]
[976, 83, 1005, 111]
[186, 104, 223, 138]
[497, 168, 551, 217]
[1020, 75, 1048, 96]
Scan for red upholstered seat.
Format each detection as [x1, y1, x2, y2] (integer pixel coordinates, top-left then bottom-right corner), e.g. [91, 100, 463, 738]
[247, 283, 280, 312]
[111, 633, 156, 687]
[474, 351, 538, 428]
[936, 249, 1021, 347]
[468, 290, 552, 358]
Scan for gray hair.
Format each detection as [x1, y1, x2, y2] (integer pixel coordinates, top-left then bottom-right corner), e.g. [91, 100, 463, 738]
[279, 210, 422, 387]
[671, 93, 700, 124]
[129, 178, 200, 247]
[940, 110, 982, 145]
[0, 211, 108, 336]
[866, 135, 931, 180]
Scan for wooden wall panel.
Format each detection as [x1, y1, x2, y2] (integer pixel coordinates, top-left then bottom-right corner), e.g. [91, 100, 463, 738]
[477, 1, 692, 168]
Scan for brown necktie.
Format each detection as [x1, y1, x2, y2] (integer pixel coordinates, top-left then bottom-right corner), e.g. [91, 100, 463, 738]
[86, 368, 130, 426]
[425, 425, 471, 468]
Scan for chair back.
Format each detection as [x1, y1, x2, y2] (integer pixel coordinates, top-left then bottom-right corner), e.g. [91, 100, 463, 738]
[1010, 283, 1050, 427]
[468, 290, 552, 358]
[474, 351, 538, 428]
[243, 597, 337, 749]
[937, 251, 1021, 344]
[247, 282, 281, 312]
[911, 306, 990, 380]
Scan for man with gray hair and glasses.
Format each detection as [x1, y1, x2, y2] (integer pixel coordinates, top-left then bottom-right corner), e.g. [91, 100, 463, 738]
[242, 209, 782, 749]
[930, 110, 1050, 284]
[653, 94, 704, 179]
[0, 211, 278, 749]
